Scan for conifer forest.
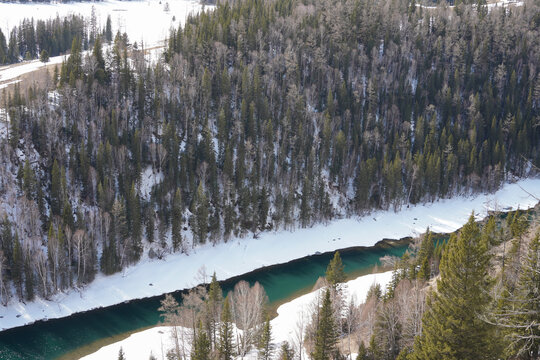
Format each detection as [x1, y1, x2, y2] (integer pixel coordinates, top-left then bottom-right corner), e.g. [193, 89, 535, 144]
[0, 0, 539, 357]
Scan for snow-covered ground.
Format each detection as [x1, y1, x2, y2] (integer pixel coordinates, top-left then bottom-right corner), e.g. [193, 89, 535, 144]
[0, 178, 538, 331]
[417, 0, 523, 9]
[0, 0, 211, 88]
[0, 0, 207, 48]
[82, 271, 394, 360]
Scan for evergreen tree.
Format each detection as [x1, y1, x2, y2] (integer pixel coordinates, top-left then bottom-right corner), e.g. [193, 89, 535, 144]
[278, 342, 294, 360]
[192, 182, 209, 244]
[416, 230, 434, 281]
[257, 315, 273, 360]
[118, 347, 126, 360]
[172, 188, 183, 252]
[326, 251, 345, 287]
[356, 342, 368, 360]
[105, 15, 113, 43]
[193, 320, 211, 360]
[50, 159, 63, 217]
[39, 49, 49, 63]
[219, 296, 235, 360]
[410, 214, 496, 360]
[207, 272, 223, 349]
[0, 29, 7, 64]
[312, 290, 338, 360]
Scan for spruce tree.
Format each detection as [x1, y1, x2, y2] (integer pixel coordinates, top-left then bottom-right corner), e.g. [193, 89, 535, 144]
[416, 230, 434, 281]
[172, 188, 183, 252]
[207, 272, 223, 349]
[356, 342, 368, 360]
[193, 182, 209, 244]
[312, 290, 338, 360]
[219, 296, 235, 360]
[192, 320, 211, 360]
[278, 342, 294, 360]
[257, 315, 273, 360]
[410, 214, 496, 360]
[326, 251, 346, 287]
[50, 159, 63, 216]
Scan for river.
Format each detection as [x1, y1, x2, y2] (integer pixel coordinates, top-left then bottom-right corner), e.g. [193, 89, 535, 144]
[0, 238, 412, 359]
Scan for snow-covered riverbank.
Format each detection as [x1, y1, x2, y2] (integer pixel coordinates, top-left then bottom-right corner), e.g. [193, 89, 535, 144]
[82, 271, 394, 360]
[0, 178, 538, 331]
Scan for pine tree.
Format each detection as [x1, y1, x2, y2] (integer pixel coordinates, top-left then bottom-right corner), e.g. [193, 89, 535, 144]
[193, 182, 209, 244]
[193, 320, 211, 360]
[39, 49, 49, 63]
[105, 15, 113, 43]
[312, 290, 338, 360]
[207, 272, 223, 349]
[410, 214, 496, 360]
[219, 296, 235, 360]
[416, 230, 434, 281]
[278, 342, 294, 360]
[356, 342, 368, 360]
[172, 188, 183, 252]
[257, 315, 273, 360]
[50, 159, 63, 216]
[326, 251, 346, 287]
[118, 347, 126, 360]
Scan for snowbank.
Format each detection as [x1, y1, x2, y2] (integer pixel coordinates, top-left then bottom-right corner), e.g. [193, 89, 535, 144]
[0, 178, 538, 331]
[82, 271, 394, 360]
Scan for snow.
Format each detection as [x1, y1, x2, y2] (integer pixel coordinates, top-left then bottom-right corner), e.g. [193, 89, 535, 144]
[0, 0, 211, 89]
[140, 166, 164, 200]
[0, 79, 21, 90]
[82, 326, 178, 360]
[416, 0, 523, 9]
[0, 0, 208, 49]
[82, 271, 394, 360]
[0, 178, 539, 331]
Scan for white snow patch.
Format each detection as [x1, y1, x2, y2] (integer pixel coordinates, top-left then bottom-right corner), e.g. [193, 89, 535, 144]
[0, 179, 538, 331]
[140, 166, 164, 200]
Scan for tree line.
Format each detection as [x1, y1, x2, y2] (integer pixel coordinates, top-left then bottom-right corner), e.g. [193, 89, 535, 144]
[0, 0, 538, 305]
[0, 11, 113, 65]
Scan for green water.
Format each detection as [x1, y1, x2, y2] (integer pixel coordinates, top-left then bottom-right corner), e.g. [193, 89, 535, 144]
[0, 238, 410, 360]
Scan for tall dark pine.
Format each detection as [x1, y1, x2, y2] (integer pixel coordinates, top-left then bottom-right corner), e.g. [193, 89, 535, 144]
[410, 214, 496, 360]
[219, 297, 235, 360]
[312, 290, 338, 360]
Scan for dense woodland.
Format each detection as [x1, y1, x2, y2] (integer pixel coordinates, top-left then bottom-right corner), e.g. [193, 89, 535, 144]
[157, 209, 540, 360]
[0, 0, 539, 310]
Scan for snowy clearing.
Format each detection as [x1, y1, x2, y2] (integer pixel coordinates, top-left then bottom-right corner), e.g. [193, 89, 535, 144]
[82, 271, 394, 360]
[0, 178, 538, 331]
[0, 0, 208, 48]
[0, 0, 211, 90]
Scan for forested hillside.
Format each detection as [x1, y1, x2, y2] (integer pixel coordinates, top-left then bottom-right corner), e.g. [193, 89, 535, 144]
[0, 0, 538, 304]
